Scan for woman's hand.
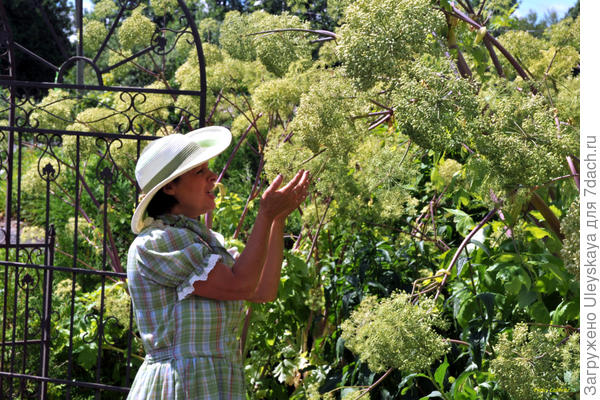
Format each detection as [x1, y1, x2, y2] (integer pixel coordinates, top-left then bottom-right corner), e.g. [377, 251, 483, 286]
[193, 170, 309, 302]
[259, 170, 310, 221]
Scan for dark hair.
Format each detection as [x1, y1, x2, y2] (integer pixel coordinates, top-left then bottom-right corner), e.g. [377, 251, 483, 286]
[146, 177, 180, 218]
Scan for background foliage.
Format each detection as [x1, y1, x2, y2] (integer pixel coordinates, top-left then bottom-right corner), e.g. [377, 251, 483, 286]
[1, 0, 580, 398]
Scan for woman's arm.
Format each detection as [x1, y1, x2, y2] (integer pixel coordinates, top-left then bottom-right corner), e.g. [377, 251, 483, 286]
[192, 170, 309, 300]
[247, 217, 286, 303]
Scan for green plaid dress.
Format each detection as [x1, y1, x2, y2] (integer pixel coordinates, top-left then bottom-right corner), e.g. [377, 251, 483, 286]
[126, 214, 245, 400]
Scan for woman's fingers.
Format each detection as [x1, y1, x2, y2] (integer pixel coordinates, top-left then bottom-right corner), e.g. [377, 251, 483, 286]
[260, 170, 310, 219]
[263, 174, 284, 196]
[279, 169, 305, 192]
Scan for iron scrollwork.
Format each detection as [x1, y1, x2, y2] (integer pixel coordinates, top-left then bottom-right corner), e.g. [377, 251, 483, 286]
[0, 0, 208, 397]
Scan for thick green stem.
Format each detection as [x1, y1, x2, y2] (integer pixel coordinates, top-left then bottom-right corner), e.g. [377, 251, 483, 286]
[529, 191, 563, 241]
[103, 343, 144, 361]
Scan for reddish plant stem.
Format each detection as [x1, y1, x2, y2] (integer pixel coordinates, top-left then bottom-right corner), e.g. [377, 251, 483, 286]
[106, 225, 124, 274]
[247, 28, 337, 41]
[368, 113, 391, 130]
[434, 208, 498, 302]
[206, 89, 223, 125]
[54, 247, 120, 284]
[219, 93, 265, 146]
[530, 173, 579, 191]
[445, 15, 472, 79]
[476, 0, 488, 18]
[483, 36, 505, 77]
[234, 155, 264, 240]
[218, 116, 263, 184]
[355, 368, 394, 400]
[566, 156, 580, 191]
[305, 198, 332, 264]
[529, 191, 563, 241]
[526, 322, 579, 333]
[449, 5, 534, 88]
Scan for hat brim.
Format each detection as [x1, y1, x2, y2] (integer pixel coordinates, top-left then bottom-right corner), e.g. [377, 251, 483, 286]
[131, 126, 232, 234]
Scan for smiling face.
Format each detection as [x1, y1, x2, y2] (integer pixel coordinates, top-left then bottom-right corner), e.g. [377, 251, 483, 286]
[162, 162, 218, 218]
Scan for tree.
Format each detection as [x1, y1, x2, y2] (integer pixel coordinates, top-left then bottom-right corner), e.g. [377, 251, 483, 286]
[1, 0, 73, 83]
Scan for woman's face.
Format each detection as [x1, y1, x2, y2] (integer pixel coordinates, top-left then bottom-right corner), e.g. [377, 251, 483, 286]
[162, 162, 218, 218]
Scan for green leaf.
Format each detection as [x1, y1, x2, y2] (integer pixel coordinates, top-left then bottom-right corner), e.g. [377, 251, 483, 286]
[518, 289, 537, 308]
[450, 364, 477, 397]
[468, 327, 489, 368]
[456, 256, 470, 277]
[524, 225, 551, 240]
[76, 345, 97, 369]
[496, 253, 519, 263]
[469, 239, 491, 256]
[336, 336, 345, 359]
[420, 391, 444, 399]
[457, 297, 478, 327]
[476, 293, 495, 320]
[507, 276, 522, 295]
[551, 299, 579, 324]
[434, 357, 449, 387]
[399, 373, 429, 394]
[529, 302, 551, 323]
[445, 208, 475, 236]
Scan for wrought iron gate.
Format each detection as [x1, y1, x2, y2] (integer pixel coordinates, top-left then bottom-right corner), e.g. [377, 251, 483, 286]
[0, 1, 207, 398]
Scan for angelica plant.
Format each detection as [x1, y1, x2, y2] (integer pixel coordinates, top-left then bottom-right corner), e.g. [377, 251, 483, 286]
[490, 323, 579, 400]
[29, 89, 77, 131]
[341, 292, 449, 374]
[388, 57, 481, 152]
[118, 6, 156, 50]
[336, 0, 444, 89]
[474, 80, 578, 191]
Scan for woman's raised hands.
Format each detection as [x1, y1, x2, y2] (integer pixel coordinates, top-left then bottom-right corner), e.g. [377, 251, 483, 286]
[259, 170, 310, 221]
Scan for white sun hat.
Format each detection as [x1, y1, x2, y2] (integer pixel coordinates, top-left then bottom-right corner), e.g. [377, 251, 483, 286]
[131, 126, 232, 234]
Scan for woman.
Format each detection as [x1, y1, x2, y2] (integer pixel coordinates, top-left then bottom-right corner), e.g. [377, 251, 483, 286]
[126, 126, 309, 399]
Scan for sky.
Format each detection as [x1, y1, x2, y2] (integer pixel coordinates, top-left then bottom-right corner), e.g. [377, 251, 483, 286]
[513, 0, 578, 20]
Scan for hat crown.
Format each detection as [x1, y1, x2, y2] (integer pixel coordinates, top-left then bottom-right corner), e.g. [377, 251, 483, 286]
[136, 134, 191, 192]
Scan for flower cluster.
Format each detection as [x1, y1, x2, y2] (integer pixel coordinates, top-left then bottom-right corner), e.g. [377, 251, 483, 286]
[219, 11, 257, 62]
[437, 158, 463, 186]
[336, 0, 444, 89]
[252, 77, 302, 117]
[150, 0, 179, 16]
[30, 89, 77, 131]
[498, 30, 579, 81]
[264, 72, 368, 210]
[219, 10, 313, 77]
[249, 11, 313, 77]
[96, 281, 133, 327]
[389, 57, 480, 152]
[92, 0, 117, 19]
[83, 18, 108, 55]
[474, 81, 579, 191]
[107, 49, 135, 82]
[118, 7, 156, 50]
[198, 18, 220, 45]
[341, 292, 449, 373]
[545, 16, 580, 51]
[490, 323, 579, 400]
[555, 75, 580, 127]
[348, 134, 420, 222]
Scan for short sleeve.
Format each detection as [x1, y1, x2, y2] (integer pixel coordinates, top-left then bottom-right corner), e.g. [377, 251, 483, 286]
[132, 226, 222, 301]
